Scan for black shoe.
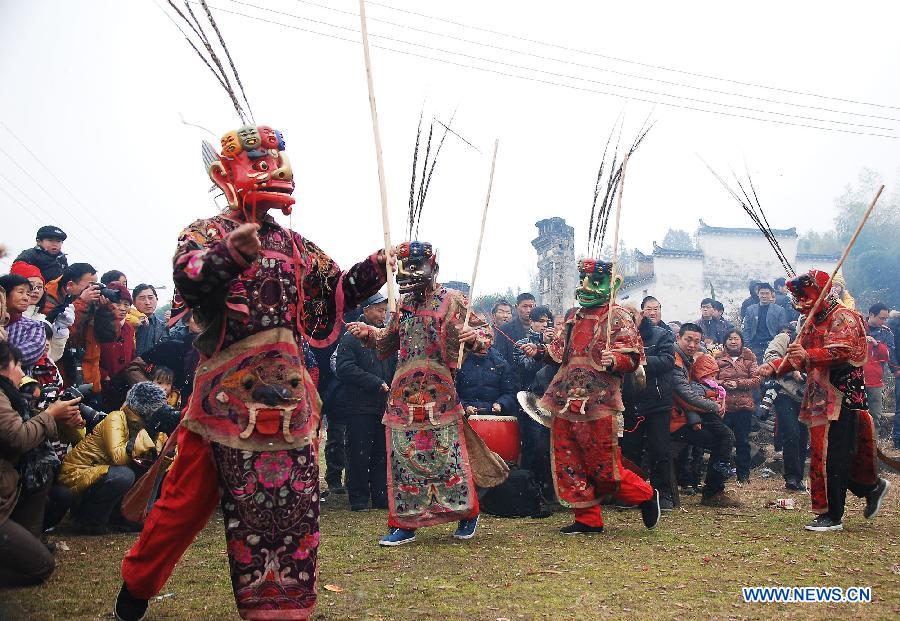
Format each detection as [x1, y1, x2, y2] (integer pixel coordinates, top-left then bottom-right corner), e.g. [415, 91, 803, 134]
[804, 514, 842, 532]
[559, 522, 604, 535]
[328, 485, 347, 495]
[114, 583, 148, 621]
[658, 495, 674, 512]
[737, 474, 750, 484]
[785, 478, 806, 492]
[45, 541, 57, 554]
[864, 478, 890, 520]
[639, 489, 661, 529]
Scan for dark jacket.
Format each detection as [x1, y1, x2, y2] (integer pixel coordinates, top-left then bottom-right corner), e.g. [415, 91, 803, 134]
[623, 317, 675, 414]
[696, 317, 729, 345]
[335, 327, 397, 417]
[456, 347, 518, 414]
[742, 302, 787, 345]
[775, 292, 800, 322]
[672, 345, 720, 427]
[14, 246, 68, 283]
[493, 318, 530, 388]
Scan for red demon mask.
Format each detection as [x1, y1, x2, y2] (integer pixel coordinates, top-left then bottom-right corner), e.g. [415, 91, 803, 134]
[202, 125, 295, 221]
[786, 269, 831, 314]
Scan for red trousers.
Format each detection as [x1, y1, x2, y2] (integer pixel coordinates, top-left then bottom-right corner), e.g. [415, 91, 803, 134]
[552, 417, 653, 528]
[122, 426, 221, 599]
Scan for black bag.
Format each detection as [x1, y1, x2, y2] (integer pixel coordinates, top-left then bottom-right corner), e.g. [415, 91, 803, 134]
[478, 467, 541, 517]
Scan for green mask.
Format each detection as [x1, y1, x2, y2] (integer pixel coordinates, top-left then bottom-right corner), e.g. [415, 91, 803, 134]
[575, 273, 616, 308]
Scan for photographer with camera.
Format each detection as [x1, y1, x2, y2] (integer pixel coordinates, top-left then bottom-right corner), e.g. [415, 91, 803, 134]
[42, 263, 99, 381]
[59, 382, 173, 535]
[0, 341, 83, 586]
[764, 323, 809, 491]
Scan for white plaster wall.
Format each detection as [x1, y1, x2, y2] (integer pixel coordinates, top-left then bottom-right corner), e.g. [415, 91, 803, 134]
[644, 256, 705, 322]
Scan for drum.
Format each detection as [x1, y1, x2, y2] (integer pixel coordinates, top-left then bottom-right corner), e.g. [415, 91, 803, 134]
[467, 414, 521, 464]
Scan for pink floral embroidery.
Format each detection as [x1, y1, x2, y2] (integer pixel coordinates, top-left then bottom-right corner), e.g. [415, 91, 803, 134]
[255, 452, 294, 488]
[184, 251, 207, 281]
[413, 430, 435, 451]
[229, 539, 253, 565]
[291, 532, 320, 560]
[446, 473, 462, 487]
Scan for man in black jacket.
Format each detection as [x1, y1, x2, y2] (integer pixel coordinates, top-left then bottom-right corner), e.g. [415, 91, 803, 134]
[335, 293, 397, 511]
[15, 226, 69, 283]
[456, 347, 518, 416]
[622, 300, 676, 509]
[493, 293, 536, 382]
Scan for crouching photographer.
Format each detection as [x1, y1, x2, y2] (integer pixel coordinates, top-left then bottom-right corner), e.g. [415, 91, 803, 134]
[58, 382, 175, 535]
[0, 342, 83, 587]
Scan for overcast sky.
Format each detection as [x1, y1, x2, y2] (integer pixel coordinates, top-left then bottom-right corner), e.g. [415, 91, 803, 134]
[2, 0, 899, 301]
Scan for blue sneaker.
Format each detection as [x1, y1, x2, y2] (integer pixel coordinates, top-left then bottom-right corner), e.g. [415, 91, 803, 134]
[379, 528, 416, 546]
[453, 515, 479, 540]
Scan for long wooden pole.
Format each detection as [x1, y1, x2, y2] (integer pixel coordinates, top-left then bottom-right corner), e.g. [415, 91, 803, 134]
[457, 139, 500, 368]
[778, 184, 884, 370]
[605, 154, 629, 350]
[358, 0, 396, 311]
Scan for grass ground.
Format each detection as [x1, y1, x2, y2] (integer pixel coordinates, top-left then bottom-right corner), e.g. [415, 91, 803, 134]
[1, 468, 898, 620]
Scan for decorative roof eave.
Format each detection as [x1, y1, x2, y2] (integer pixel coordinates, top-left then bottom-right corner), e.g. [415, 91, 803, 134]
[697, 218, 797, 238]
[620, 273, 656, 292]
[796, 252, 841, 261]
[652, 242, 704, 258]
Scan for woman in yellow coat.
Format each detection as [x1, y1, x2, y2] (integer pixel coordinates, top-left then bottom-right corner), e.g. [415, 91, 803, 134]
[60, 382, 169, 534]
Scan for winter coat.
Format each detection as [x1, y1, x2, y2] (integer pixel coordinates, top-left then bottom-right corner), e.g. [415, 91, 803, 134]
[58, 408, 158, 494]
[623, 317, 675, 415]
[14, 247, 68, 283]
[742, 302, 788, 345]
[456, 347, 518, 414]
[695, 317, 730, 345]
[864, 324, 895, 387]
[715, 348, 761, 412]
[739, 282, 763, 319]
[134, 313, 169, 358]
[334, 326, 397, 417]
[764, 333, 805, 402]
[670, 345, 720, 432]
[493, 318, 530, 386]
[0, 389, 58, 524]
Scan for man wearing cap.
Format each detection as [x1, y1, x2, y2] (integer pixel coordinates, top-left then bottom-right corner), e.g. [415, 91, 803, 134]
[15, 226, 69, 283]
[335, 293, 396, 511]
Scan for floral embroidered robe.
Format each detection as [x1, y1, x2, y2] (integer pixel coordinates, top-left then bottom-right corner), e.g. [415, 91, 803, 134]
[365, 285, 491, 528]
[171, 213, 384, 618]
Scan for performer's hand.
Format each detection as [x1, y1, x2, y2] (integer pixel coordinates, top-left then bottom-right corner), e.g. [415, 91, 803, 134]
[380, 382, 390, 393]
[491, 403, 502, 413]
[792, 371, 804, 382]
[522, 343, 540, 357]
[598, 350, 615, 369]
[346, 321, 371, 339]
[692, 423, 702, 431]
[377, 248, 397, 272]
[756, 363, 775, 378]
[865, 335, 877, 346]
[230, 223, 261, 258]
[786, 342, 808, 367]
[465, 405, 478, 416]
[458, 326, 478, 344]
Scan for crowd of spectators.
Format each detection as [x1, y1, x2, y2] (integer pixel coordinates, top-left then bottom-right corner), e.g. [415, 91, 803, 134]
[0, 226, 187, 586]
[2, 224, 899, 588]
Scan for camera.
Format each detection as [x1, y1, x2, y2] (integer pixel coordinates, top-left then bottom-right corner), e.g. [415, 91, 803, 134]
[146, 404, 181, 437]
[59, 384, 108, 432]
[93, 283, 122, 303]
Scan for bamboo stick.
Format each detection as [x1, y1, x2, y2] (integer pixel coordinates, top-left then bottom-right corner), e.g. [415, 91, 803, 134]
[358, 0, 396, 311]
[605, 153, 629, 350]
[457, 139, 500, 368]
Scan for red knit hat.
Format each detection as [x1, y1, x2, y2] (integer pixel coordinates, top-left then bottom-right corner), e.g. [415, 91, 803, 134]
[10, 261, 44, 283]
[104, 281, 133, 305]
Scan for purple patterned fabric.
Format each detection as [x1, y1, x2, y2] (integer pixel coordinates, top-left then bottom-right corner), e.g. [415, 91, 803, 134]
[213, 442, 320, 620]
[6, 316, 47, 373]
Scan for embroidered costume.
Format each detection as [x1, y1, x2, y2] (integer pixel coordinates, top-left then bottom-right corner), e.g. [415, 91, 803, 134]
[538, 259, 659, 532]
[117, 123, 385, 620]
[769, 270, 888, 531]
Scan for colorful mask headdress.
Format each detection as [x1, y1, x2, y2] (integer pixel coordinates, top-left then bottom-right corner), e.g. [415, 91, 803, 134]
[576, 117, 652, 308]
[785, 269, 833, 314]
[163, 1, 295, 220]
